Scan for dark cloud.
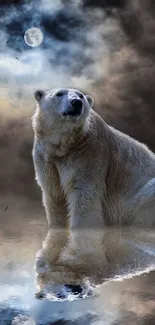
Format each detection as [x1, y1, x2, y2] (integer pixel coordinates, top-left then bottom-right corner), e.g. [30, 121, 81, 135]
[92, 0, 155, 151]
[40, 8, 85, 42]
[83, 0, 125, 8]
[0, 0, 21, 4]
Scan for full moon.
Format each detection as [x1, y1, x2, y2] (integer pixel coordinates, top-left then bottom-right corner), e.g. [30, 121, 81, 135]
[24, 28, 43, 47]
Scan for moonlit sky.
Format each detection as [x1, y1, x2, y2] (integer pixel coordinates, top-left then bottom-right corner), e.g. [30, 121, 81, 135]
[0, 0, 114, 109]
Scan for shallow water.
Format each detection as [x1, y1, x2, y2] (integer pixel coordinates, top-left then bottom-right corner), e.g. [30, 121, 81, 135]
[1, 198, 155, 325]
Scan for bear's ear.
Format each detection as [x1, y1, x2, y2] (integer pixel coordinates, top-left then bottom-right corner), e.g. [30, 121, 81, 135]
[34, 90, 45, 101]
[86, 95, 94, 108]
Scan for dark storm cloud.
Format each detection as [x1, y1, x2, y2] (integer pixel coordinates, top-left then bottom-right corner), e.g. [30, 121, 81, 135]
[83, 0, 125, 9]
[91, 0, 155, 152]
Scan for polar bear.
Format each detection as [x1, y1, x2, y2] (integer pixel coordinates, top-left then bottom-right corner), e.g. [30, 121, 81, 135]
[32, 87, 155, 298]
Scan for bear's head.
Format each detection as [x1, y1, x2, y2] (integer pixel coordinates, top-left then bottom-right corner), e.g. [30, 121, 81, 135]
[34, 88, 94, 126]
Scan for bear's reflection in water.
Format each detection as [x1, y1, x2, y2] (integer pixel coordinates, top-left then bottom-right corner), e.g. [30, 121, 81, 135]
[1, 207, 155, 324]
[35, 227, 155, 301]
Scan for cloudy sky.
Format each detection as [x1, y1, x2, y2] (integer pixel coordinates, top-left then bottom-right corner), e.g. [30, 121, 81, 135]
[0, 0, 117, 111]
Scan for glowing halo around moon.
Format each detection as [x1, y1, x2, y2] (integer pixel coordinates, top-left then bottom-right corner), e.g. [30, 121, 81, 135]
[24, 28, 43, 47]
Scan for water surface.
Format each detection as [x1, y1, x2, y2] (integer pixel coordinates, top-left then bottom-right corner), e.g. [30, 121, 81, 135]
[1, 197, 155, 325]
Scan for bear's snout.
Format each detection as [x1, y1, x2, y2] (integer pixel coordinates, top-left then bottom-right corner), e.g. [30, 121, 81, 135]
[63, 99, 83, 117]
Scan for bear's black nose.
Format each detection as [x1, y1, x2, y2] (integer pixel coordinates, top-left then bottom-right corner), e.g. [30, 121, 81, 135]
[69, 99, 82, 116]
[63, 99, 82, 117]
[71, 99, 82, 110]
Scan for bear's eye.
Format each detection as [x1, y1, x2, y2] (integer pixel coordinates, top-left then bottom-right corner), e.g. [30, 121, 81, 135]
[79, 94, 83, 99]
[56, 92, 64, 97]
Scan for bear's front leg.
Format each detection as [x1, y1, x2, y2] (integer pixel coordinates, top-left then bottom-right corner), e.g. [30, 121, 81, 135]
[33, 142, 68, 228]
[67, 189, 105, 229]
[42, 194, 68, 229]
